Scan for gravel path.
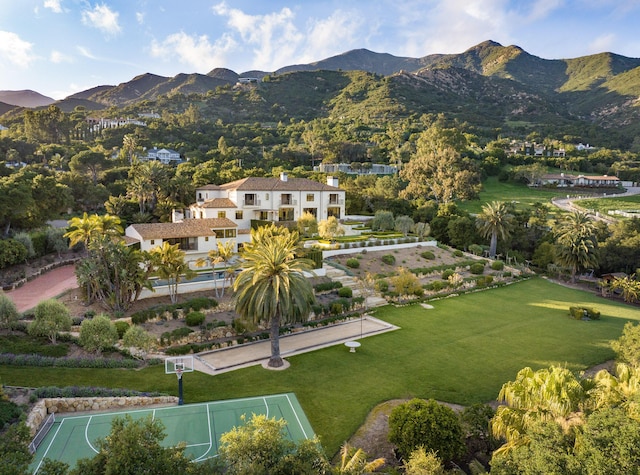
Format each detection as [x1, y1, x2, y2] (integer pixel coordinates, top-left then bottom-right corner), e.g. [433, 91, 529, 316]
[5, 264, 78, 313]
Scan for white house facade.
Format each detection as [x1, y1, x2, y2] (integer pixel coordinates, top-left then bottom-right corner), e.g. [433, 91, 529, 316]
[538, 173, 621, 188]
[145, 147, 182, 164]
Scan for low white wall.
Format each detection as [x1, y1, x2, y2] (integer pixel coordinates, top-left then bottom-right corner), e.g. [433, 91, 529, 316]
[322, 240, 438, 258]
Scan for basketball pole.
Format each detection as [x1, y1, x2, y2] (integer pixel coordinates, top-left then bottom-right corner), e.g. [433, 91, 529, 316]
[177, 370, 184, 405]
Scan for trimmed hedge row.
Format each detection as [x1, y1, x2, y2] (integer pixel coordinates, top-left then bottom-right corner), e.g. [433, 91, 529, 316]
[0, 353, 161, 369]
[34, 386, 166, 398]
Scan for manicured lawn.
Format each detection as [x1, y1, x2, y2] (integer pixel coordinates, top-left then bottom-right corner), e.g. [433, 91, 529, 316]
[2, 278, 639, 456]
[460, 176, 579, 214]
[576, 194, 640, 216]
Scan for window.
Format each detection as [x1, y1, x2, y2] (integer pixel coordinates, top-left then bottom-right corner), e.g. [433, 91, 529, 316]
[281, 193, 293, 205]
[225, 229, 236, 238]
[244, 193, 257, 206]
[212, 229, 223, 238]
[198, 192, 203, 201]
[265, 193, 269, 201]
[303, 208, 317, 217]
[278, 208, 294, 221]
[150, 239, 155, 245]
[205, 236, 209, 242]
[259, 211, 269, 220]
[235, 210, 243, 220]
[166, 237, 198, 251]
[218, 211, 226, 218]
[329, 193, 340, 204]
[306, 193, 314, 202]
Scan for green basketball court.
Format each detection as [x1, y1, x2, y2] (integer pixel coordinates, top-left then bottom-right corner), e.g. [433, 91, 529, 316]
[30, 393, 314, 474]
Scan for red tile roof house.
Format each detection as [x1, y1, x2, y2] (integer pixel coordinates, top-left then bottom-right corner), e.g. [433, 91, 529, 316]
[538, 173, 621, 188]
[125, 174, 345, 297]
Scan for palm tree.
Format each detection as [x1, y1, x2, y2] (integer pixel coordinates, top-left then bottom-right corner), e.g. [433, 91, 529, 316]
[65, 213, 123, 249]
[491, 366, 589, 456]
[233, 224, 315, 368]
[476, 201, 513, 258]
[335, 443, 385, 474]
[591, 363, 640, 418]
[553, 211, 598, 283]
[610, 276, 640, 303]
[150, 242, 196, 304]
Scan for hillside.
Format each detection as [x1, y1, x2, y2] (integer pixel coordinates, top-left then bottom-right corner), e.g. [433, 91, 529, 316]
[0, 90, 55, 108]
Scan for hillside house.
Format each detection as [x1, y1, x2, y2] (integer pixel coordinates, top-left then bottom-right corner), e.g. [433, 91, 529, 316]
[145, 147, 182, 164]
[317, 162, 397, 175]
[538, 173, 620, 188]
[126, 173, 345, 266]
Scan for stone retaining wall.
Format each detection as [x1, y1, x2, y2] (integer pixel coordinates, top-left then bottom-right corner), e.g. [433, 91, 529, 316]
[26, 395, 178, 436]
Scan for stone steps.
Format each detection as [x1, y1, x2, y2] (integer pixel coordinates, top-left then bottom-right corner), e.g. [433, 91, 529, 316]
[322, 263, 385, 307]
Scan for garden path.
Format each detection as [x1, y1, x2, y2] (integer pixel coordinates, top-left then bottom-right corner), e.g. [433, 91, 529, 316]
[5, 264, 77, 313]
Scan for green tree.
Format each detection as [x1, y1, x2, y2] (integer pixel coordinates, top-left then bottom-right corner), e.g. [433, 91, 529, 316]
[69, 149, 108, 185]
[68, 414, 207, 475]
[78, 315, 118, 355]
[0, 293, 20, 329]
[0, 423, 33, 475]
[28, 299, 72, 344]
[388, 398, 465, 463]
[297, 211, 318, 238]
[218, 413, 328, 474]
[553, 211, 598, 283]
[389, 268, 422, 298]
[612, 322, 640, 367]
[150, 242, 196, 304]
[400, 147, 480, 204]
[403, 447, 445, 475]
[122, 325, 155, 360]
[370, 210, 395, 232]
[318, 216, 345, 243]
[233, 224, 315, 368]
[64, 213, 123, 249]
[610, 276, 640, 304]
[476, 201, 513, 258]
[395, 215, 414, 237]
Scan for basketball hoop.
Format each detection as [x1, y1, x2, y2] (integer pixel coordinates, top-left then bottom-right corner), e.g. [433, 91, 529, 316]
[165, 356, 194, 406]
[175, 368, 184, 380]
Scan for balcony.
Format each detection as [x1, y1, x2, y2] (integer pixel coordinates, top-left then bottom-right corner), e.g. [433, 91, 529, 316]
[243, 198, 261, 207]
[279, 198, 297, 206]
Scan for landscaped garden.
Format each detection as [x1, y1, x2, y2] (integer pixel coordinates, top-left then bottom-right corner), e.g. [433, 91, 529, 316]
[2, 277, 639, 458]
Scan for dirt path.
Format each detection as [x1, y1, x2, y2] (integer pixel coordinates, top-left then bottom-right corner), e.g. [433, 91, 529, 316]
[5, 264, 78, 313]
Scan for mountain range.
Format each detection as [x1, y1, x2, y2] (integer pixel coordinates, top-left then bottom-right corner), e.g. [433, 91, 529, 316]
[2, 40, 640, 140]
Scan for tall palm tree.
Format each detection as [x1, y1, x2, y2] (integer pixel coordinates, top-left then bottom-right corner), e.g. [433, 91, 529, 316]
[476, 201, 513, 258]
[65, 213, 123, 249]
[553, 211, 598, 283]
[233, 224, 315, 368]
[150, 242, 196, 304]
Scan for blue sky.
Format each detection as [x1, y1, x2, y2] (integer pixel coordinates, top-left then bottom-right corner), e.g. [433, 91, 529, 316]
[1, 0, 640, 100]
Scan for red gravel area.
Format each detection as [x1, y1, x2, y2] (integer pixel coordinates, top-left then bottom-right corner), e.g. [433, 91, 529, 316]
[4, 264, 78, 313]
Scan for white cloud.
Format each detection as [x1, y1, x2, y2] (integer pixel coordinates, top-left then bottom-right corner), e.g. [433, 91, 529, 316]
[299, 10, 365, 63]
[588, 33, 616, 53]
[213, 2, 305, 70]
[136, 12, 145, 24]
[76, 46, 97, 59]
[50, 50, 73, 63]
[150, 32, 237, 71]
[81, 4, 122, 36]
[0, 31, 36, 67]
[44, 0, 63, 13]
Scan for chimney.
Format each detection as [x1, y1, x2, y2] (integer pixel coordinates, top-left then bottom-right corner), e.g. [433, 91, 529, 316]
[280, 172, 288, 182]
[327, 176, 339, 187]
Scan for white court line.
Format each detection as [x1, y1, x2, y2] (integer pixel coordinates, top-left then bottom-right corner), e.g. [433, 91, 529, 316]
[33, 418, 65, 475]
[85, 416, 99, 454]
[264, 397, 269, 418]
[285, 393, 309, 439]
[193, 403, 213, 462]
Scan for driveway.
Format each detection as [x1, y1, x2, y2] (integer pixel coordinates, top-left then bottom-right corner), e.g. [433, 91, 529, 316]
[5, 264, 78, 313]
[551, 186, 640, 221]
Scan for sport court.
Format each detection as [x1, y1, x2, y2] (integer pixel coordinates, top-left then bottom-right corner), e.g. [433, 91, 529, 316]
[31, 393, 314, 474]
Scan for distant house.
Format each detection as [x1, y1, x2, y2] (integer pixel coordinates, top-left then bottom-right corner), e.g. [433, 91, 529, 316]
[538, 173, 620, 188]
[0, 124, 8, 131]
[145, 147, 182, 165]
[317, 162, 397, 175]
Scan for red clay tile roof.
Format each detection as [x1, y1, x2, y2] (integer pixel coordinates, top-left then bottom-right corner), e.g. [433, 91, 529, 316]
[200, 198, 237, 208]
[219, 177, 341, 192]
[130, 218, 237, 240]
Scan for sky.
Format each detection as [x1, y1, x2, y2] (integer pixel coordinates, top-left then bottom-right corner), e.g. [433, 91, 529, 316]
[1, 0, 640, 100]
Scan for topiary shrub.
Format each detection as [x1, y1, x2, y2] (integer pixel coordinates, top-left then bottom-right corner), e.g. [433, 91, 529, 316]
[421, 251, 435, 260]
[470, 262, 485, 274]
[185, 311, 205, 327]
[346, 258, 360, 269]
[388, 398, 465, 463]
[338, 286, 353, 298]
[569, 306, 601, 320]
[381, 254, 396, 265]
[491, 260, 504, 271]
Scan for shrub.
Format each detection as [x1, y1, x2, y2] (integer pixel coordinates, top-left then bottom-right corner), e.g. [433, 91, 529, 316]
[376, 279, 389, 292]
[470, 262, 485, 275]
[330, 302, 343, 315]
[114, 321, 130, 339]
[426, 280, 446, 292]
[491, 260, 505, 271]
[421, 251, 435, 260]
[381, 254, 396, 265]
[0, 293, 20, 329]
[452, 249, 464, 257]
[0, 239, 28, 269]
[388, 398, 465, 463]
[338, 286, 353, 298]
[442, 269, 454, 280]
[346, 258, 360, 269]
[78, 315, 119, 355]
[569, 306, 601, 320]
[314, 281, 343, 292]
[185, 311, 205, 327]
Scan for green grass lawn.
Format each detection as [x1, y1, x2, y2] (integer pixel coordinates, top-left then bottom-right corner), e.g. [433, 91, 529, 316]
[459, 176, 580, 214]
[2, 278, 640, 456]
[576, 194, 640, 216]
